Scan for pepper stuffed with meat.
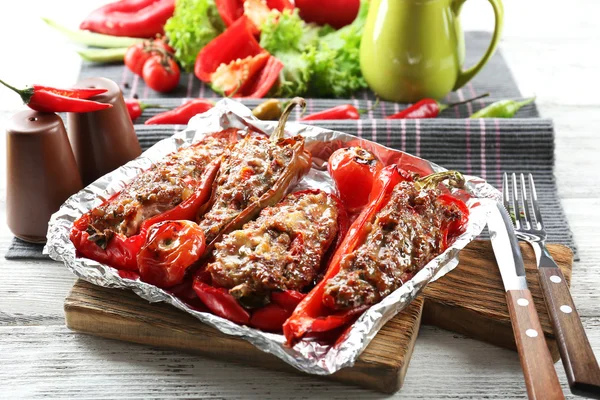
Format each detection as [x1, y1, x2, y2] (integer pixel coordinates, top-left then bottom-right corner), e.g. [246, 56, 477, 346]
[196, 97, 312, 251]
[194, 189, 349, 331]
[283, 165, 469, 344]
[70, 129, 239, 280]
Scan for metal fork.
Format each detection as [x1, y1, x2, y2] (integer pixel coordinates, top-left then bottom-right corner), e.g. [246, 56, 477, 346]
[504, 172, 600, 399]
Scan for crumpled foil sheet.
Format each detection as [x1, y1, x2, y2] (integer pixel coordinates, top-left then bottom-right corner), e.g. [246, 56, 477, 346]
[45, 98, 500, 375]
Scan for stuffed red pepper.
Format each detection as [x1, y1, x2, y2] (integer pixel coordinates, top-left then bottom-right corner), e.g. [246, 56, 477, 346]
[283, 166, 469, 344]
[70, 129, 239, 274]
[194, 189, 348, 331]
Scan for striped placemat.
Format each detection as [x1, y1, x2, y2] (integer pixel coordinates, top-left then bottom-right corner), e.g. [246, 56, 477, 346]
[6, 118, 575, 260]
[78, 31, 527, 106]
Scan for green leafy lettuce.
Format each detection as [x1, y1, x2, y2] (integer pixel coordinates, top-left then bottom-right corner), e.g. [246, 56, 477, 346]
[259, 1, 369, 98]
[164, 0, 225, 72]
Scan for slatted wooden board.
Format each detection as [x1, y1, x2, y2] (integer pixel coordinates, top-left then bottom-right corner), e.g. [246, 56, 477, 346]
[64, 241, 573, 394]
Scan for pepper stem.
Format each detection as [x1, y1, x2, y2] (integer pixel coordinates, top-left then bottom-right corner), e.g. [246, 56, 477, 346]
[439, 93, 490, 112]
[357, 97, 380, 115]
[0, 78, 32, 103]
[139, 102, 170, 111]
[415, 171, 465, 191]
[515, 97, 536, 108]
[272, 97, 306, 142]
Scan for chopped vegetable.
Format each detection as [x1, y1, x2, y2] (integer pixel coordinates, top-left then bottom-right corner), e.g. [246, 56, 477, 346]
[42, 18, 144, 48]
[164, 0, 226, 72]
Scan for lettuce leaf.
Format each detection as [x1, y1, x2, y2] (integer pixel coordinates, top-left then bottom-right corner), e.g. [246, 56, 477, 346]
[259, 1, 369, 98]
[164, 0, 225, 72]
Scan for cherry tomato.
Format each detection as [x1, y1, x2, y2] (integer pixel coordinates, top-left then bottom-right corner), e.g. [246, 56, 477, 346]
[125, 43, 153, 76]
[142, 55, 181, 93]
[328, 147, 383, 212]
[137, 220, 205, 288]
[295, 0, 360, 29]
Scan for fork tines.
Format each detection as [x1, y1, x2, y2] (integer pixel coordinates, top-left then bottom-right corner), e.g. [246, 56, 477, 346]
[502, 173, 544, 232]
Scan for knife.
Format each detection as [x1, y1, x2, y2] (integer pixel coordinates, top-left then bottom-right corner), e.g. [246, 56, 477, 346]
[488, 201, 564, 399]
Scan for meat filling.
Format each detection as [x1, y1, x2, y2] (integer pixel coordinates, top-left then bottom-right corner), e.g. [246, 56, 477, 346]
[86, 136, 229, 242]
[198, 135, 295, 245]
[323, 182, 464, 310]
[208, 191, 340, 308]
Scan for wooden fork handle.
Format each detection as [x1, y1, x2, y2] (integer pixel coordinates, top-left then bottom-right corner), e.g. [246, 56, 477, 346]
[539, 266, 600, 398]
[506, 289, 564, 399]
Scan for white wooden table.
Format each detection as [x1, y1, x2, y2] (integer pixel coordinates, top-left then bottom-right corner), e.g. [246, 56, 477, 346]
[1, 1, 599, 398]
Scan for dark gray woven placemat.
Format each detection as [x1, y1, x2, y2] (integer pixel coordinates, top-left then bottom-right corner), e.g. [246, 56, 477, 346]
[6, 118, 576, 260]
[78, 31, 529, 109]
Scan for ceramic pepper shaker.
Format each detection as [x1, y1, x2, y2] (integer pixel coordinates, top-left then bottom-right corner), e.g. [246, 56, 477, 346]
[6, 110, 83, 242]
[67, 77, 142, 186]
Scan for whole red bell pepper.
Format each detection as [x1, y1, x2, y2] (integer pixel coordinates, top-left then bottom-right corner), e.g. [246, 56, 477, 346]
[80, 0, 175, 38]
[283, 166, 469, 345]
[192, 190, 349, 332]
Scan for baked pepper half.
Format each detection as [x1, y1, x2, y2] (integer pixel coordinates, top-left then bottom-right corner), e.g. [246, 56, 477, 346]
[70, 129, 239, 273]
[193, 189, 349, 331]
[283, 166, 469, 344]
[196, 98, 312, 253]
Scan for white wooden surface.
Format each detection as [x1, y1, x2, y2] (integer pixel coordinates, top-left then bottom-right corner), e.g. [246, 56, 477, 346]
[1, 1, 600, 398]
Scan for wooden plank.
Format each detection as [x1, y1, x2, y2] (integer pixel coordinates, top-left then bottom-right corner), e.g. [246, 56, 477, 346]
[422, 241, 573, 361]
[65, 280, 423, 394]
[63, 240, 572, 393]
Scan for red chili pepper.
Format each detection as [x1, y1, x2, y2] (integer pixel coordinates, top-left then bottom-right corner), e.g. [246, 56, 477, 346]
[70, 139, 226, 271]
[195, 16, 264, 82]
[193, 190, 349, 332]
[144, 99, 214, 125]
[0, 79, 111, 113]
[125, 99, 166, 122]
[80, 0, 175, 38]
[385, 93, 489, 119]
[299, 104, 361, 121]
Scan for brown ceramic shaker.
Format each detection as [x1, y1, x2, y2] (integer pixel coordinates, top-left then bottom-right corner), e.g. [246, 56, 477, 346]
[6, 111, 83, 243]
[67, 77, 142, 186]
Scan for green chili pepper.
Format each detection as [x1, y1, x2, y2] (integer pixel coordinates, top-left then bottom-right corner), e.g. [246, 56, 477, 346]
[470, 97, 536, 119]
[77, 48, 127, 63]
[252, 99, 283, 120]
[42, 18, 143, 48]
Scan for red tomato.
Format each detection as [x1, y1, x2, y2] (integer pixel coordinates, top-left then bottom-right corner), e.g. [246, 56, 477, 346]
[137, 220, 205, 288]
[328, 147, 383, 212]
[295, 0, 360, 29]
[142, 55, 181, 93]
[124, 43, 153, 76]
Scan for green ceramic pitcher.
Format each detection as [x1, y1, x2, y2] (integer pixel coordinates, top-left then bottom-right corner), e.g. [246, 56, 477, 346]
[360, 0, 504, 102]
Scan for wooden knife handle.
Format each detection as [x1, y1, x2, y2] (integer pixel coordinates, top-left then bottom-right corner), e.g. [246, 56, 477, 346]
[506, 289, 564, 400]
[539, 266, 600, 398]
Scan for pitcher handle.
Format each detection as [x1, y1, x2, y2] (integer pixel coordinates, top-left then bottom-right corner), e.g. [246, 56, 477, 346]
[452, 0, 504, 91]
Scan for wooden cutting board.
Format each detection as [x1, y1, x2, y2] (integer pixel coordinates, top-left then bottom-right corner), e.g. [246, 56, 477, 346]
[64, 241, 573, 394]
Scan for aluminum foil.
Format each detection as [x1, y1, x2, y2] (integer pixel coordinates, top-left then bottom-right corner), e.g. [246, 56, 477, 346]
[45, 98, 499, 375]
